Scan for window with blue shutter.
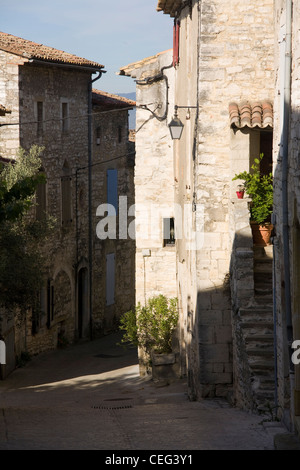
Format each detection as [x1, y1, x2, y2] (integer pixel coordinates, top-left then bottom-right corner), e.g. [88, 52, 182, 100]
[107, 169, 118, 216]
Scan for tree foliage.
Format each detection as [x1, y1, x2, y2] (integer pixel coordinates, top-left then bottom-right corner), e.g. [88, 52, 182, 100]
[0, 146, 54, 312]
[0, 145, 46, 223]
[119, 295, 179, 354]
[232, 153, 273, 225]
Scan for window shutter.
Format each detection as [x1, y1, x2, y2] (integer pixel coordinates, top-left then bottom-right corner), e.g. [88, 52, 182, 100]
[173, 21, 180, 67]
[107, 169, 118, 215]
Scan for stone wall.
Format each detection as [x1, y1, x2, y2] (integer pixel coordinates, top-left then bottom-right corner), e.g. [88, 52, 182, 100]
[0, 55, 135, 371]
[119, 50, 179, 376]
[173, 0, 274, 399]
[0, 51, 22, 157]
[273, 0, 300, 431]
[92, 106, 135, 334]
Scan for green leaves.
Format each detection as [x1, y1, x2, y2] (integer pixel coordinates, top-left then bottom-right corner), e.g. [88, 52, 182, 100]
[232, 153, 273, 226]
[119, 295, 179, 354]
[0, 145, 54, 312]
[0, 145, 46, 223]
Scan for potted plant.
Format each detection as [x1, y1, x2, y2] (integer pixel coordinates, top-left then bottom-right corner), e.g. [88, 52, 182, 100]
[236, 184, 245, 199]
[119, 294, 179, 380]
[232, 153, 273, 246]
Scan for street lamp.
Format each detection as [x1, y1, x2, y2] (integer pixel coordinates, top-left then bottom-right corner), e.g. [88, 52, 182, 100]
[168, 105, 197, 140]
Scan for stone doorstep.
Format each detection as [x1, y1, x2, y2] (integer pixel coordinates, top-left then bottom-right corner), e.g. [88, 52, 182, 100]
[274, 433, 300, 450]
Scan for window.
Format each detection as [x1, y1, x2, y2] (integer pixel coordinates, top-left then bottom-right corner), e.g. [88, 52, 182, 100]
[118, 126, 122, 143]
[163, 217, 175, 246]
[106, 253, 115, 306]
[61, 161, 72, 226]
[173, 20, 180, 67]
[61, 102, 69, 132]
[37, 101, 43, 136]
[96, 126, 101, 145]
[107, 169, 118, 215]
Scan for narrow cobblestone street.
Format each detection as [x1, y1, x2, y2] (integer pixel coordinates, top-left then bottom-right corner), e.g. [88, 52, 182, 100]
[0, 332, 290, 452]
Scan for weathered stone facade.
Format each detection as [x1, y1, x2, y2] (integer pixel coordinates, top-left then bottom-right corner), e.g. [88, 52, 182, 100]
[159, 0, 275, 402]
[273, 0, 300, 433]
[0, 33, 135, 377]
[120, 50, 180, 374]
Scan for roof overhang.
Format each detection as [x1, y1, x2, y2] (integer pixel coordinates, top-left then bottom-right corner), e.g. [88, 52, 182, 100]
[27, 58, 105, 74]
[229, 102, 273, 129]
[156, 0, 184, 16]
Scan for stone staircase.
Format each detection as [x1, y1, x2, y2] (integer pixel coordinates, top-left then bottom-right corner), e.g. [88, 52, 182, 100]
[239, 245, 275, 410]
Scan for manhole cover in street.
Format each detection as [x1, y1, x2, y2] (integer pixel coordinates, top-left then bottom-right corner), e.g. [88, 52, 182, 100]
[92, 397, 134, 410]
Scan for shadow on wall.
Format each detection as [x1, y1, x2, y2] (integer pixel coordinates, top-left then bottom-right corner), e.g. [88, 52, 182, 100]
[186, 272, 233, 403]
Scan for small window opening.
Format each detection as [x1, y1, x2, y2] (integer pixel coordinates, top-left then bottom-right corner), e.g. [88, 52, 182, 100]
[118, 126, 122, 143]
[96, 126, 101, 145]
[37, 101, 43, 136]
[62, 102, 69, 133]
[163, 217, 175, 246]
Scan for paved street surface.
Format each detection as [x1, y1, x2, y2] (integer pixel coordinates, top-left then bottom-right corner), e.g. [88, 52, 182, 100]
[0, 332, 290, 451]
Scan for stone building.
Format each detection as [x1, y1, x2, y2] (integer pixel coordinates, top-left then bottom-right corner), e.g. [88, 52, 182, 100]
[0, 32, 135, 377]
[272, 0, 300, 434]
[121, 0, 276, 407]
[119, 49, 180, 374]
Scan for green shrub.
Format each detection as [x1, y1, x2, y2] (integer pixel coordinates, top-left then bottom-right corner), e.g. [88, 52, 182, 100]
[232, 153, 273, 226]
[119, 294, 178, 355]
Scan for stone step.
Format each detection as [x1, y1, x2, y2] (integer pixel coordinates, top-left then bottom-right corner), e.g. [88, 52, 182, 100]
[253, 271, 273, 287]
[239, 308, 274, 324]
[253, 245, 273, 259]
[248, 358, 275, 369]
[253, 298, 273, 308]
[258, 378, 276, 390]
[246, 347, 274, 357]
[254, 289, 273, 298]
[245, 334, 274, 344]
[241, 323, 274, 336]
[255, 390, 275, 403]
[254, 261, 273, 273]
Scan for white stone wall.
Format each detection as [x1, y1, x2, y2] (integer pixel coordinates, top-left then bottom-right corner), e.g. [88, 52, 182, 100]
[0, 51, 23, 157]
[131, 50, 177, 306]
[173, 0, 275, 399]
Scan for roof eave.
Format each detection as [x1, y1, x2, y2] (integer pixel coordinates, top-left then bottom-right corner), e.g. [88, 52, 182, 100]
[27, 57, 106, 74]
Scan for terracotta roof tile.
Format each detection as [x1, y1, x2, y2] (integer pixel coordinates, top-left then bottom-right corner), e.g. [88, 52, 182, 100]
[0, 104, 11, 116]
[92, 89, 135, 110]
[156, 0, 183, 16]
[229, 102, 273, 129]
[119, 50, 172, 77]
[0, 31, 104, 70]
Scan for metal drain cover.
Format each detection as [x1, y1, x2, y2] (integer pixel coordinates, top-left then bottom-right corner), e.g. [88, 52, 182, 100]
[92, 397, 134, 410]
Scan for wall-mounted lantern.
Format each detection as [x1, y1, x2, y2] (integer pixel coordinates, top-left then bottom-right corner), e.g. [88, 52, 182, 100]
[168, 105, 197, 140]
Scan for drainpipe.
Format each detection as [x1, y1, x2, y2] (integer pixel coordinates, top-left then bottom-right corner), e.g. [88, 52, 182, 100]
[88, 71, 103, 340]
[281, 0, 294, 425]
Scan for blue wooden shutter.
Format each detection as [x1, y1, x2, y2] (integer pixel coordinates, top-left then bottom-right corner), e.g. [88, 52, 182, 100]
[107, 169, 118, 215]
[106, 253, 115, 306]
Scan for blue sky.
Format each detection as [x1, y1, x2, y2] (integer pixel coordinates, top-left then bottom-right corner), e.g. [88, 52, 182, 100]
[0, 0, 173, 95]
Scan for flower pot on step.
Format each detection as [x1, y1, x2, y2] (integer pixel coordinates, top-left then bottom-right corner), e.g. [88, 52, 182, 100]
[251, 222, 273, 246]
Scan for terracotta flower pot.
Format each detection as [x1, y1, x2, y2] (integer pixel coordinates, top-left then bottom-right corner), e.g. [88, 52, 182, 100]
[236, 190, 244, 199]
[251, 222, 273, 246]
